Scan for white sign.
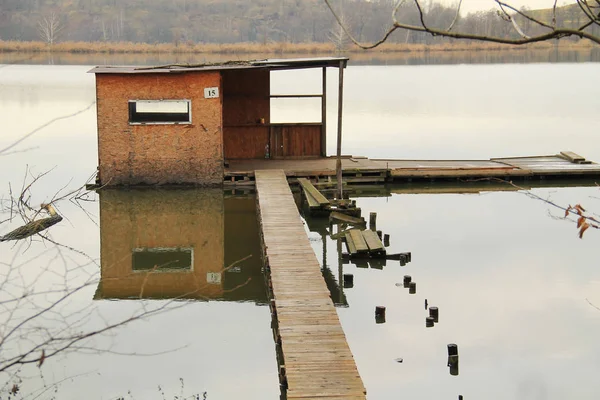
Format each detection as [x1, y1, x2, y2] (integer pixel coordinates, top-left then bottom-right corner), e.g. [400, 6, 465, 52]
[204, 87, 219, 99]
[206, 272, 222, 284]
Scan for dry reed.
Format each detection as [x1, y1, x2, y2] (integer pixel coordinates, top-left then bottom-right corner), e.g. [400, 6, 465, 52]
[0, 39, 594, 55]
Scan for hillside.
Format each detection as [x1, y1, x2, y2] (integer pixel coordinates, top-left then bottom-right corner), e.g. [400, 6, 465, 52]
[0, 0, 597, 47]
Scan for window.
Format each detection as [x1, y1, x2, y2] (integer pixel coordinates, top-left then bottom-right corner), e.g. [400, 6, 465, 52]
[132, 247, 193, 272]
[128, 100, 191, 124]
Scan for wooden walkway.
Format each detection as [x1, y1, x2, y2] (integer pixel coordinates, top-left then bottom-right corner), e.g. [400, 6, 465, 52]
[255, 169, 366, 399]
[225, 152, 600, 186]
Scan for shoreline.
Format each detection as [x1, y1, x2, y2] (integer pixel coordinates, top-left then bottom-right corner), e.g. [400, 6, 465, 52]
[0, 39, 596, 56]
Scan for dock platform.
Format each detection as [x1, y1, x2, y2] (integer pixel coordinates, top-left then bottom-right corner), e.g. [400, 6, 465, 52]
[255, 169, 366, 399]
[225, 153, 600, 186]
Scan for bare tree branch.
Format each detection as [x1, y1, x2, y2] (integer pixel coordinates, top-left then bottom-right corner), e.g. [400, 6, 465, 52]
[323, 0, 600, 49]
[0, 102, 96, 156]
[447, 0, 463, 32]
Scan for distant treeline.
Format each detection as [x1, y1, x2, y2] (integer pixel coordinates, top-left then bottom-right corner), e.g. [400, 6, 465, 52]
[0, 0, 597, 47]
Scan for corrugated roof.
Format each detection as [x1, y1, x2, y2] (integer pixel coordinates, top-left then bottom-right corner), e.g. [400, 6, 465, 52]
[88, 56, 348, 74]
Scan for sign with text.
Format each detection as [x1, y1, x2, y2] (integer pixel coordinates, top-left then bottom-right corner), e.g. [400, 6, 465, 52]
[204, 87, 219, 99]
[206, 272, 222, 284]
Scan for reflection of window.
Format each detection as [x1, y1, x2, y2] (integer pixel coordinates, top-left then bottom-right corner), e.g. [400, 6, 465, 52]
[132, 248, 193, 272]
[128, 100, 191, 124]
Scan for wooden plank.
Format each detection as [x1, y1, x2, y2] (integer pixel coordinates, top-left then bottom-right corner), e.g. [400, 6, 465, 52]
[344, 232, 357, 255]
[255, 170, 366, 399]
[298, 178, 330, 207]
[348, 229, 368, 253]
[329, 211, 365, 226]
[303, 190, 322, 209]
[330, 228, 351, 240]
[560, 151, 585, 163]
[361, 230, 386, 255]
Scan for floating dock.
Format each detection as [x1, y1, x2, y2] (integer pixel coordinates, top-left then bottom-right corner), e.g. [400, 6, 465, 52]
[255, 169, 366, 399]
[225, 153, 600, 186]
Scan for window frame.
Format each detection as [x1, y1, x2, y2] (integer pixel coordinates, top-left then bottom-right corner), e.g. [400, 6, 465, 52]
[131, 247, 194, 273]
[128, 99, 192, 125]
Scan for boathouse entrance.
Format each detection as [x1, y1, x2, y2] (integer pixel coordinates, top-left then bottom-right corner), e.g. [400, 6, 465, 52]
[222, 59, 339, 160]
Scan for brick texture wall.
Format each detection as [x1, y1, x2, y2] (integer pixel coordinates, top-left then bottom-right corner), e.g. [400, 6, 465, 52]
[95, 72, 223, 186]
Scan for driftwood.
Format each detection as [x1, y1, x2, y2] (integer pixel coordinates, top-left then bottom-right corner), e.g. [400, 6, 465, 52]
[0, 204, 62, 242]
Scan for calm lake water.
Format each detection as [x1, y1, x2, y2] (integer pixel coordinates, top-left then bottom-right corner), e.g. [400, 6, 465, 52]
[1, 55, 600, 399]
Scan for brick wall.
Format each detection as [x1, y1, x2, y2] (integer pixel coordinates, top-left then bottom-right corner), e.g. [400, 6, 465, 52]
[95, 72, 223, 186]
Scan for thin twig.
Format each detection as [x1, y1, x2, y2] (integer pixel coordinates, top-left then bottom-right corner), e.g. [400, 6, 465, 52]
[0, 102, 95, 156]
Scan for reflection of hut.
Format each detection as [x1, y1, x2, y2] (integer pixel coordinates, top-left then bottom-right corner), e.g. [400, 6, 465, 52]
[88, 57, 348, 186]
[96, 189, 224, 300]
[95, 189, 268, 303]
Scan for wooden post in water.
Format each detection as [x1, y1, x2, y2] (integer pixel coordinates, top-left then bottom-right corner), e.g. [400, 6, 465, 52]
[369, 212, 377, 230]
[321, 67, 327, 157]
[336, 60, 345, 200]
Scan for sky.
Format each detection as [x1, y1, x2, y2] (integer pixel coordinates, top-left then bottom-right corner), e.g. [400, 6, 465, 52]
[436, 0, 577, 14]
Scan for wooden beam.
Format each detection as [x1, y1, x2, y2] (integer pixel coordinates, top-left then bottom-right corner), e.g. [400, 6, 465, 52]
[560, 151, 585, 163]
[361, 230, 386, 256]
[297, 178, 330, 207]
[329, 211, 366, 226]
[348, 229, 369, 253]
[321, 67, 327, 157]
[336, 60, 345, 199]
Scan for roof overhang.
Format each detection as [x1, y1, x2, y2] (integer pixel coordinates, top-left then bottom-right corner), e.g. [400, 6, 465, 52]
[88, 56, 349, 74]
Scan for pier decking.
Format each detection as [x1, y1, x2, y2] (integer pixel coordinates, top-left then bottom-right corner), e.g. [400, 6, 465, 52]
[255, 169, 366, 399]
[225, 153, 600, 186]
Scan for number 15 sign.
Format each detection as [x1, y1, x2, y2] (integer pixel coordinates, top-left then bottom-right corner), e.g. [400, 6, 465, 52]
[204, 87, 219, 99]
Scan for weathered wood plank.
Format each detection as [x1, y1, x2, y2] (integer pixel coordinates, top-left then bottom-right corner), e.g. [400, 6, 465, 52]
[255, 169, 366, 399]
[348, 229, 369, 253]
[361, 229, 386, 255]
[329, 211, 366, 226]
[560, 151, 586, 163]
[298, 178, 330, 207]
[344, 232, 358, 255]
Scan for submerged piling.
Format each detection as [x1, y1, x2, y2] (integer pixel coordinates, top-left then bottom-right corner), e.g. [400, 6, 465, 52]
[369, 212, 377, 230]
[343, 273, 354, 288]
[375, 306, 386, 323]
[409, 282, 416, 294]
[429, 307, 439, 323]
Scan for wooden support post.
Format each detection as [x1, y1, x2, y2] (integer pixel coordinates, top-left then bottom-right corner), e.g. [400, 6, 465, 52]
[343, 273, 354, 288]
[375, 306, 386, 323]
[429, 306, 439, 322]
[321, 67, 327, 157]
[336, 60, 345, 200]
[369, 212, 377, 230]
[409, 282, 417, 294]
[448, 344, 459, 357]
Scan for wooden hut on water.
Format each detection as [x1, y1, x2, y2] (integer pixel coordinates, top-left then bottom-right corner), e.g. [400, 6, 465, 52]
[89, 57, 348, 186]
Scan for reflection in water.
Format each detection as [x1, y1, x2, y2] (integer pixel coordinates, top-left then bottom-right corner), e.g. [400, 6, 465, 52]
[301, 206, 348, 307]
[96, 188, 267, 303]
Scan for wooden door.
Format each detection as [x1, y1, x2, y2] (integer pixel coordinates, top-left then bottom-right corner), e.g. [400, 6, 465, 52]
[270, 124, 322, 159]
